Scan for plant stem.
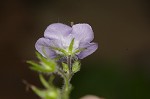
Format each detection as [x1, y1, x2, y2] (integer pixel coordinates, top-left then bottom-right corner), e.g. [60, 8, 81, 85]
[68, 55, 72, 78]
[62, 55, 73, 99]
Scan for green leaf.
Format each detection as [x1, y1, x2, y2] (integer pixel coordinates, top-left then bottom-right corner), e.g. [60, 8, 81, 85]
[72, 61, 81, 73]
[62, 62, 69, 73]
[39, 74, 50, 89]
[68, 38, 74, 54]
[31, 86, 45, 98]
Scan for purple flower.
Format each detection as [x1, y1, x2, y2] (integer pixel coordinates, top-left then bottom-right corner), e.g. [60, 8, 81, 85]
[35, 23, 98, 59]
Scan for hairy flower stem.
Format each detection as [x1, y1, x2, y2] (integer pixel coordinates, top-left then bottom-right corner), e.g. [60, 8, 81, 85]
[62, 55, 73, 99]
[68, 55, 72, 77]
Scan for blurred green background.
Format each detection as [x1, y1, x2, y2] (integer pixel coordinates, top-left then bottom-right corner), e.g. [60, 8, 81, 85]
[0, 0, 150, 99]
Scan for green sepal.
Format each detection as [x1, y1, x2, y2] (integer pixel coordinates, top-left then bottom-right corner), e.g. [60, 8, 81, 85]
[35, 51, 43, 60]
[72, 61, 81, 73]
[27, 52, 56, 73]
[31, 85, 60, 99]
[73, 48, 86, 55]
[51, 47, 67, 55]
[62, 62, 69, 73]
[31, 74, 60, 99]
[40, 60, 56, 72]
[27, 60, 55, 73]
[68, 38, 75, 54]
[36, 52, 56, 71]
[44, 89, 60, 99]
[27, 61, 49, 72]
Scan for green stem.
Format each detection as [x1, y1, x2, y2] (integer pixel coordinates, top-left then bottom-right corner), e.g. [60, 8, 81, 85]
[63, 76, 70, 99]
[62, 55, 73, 99]
[68, 55, 72, 78]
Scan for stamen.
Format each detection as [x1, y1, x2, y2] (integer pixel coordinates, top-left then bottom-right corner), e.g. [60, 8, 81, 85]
[71, 22, 74, 26]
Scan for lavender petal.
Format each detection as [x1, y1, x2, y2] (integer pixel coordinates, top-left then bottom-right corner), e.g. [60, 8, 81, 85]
[35, 38, 58, 59]
[72, 24, 94, 43]
[77, 42, 98, 59]
[44, 23, 72, 40]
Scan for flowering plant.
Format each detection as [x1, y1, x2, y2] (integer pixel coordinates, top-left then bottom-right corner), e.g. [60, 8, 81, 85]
[27, 23, 98, 99]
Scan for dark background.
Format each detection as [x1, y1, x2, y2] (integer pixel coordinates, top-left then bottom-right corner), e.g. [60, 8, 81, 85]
[0, 0, 150, 99]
